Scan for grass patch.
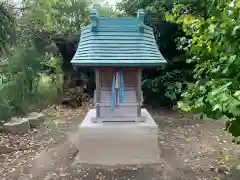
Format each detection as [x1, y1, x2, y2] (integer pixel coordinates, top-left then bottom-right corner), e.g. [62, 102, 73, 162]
[0, 73, 63, 122]
[28, 74, 63, 111]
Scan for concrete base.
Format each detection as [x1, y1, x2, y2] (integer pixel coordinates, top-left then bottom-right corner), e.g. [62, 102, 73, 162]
[76, 109, 160, 165]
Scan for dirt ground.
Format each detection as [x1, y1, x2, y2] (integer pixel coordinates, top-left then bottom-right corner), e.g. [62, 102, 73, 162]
[1, 105, 240, 180]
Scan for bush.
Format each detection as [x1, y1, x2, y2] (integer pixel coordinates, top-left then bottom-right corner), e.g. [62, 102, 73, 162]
[0, 45, 62, 123]
[169, 1, 240, 138]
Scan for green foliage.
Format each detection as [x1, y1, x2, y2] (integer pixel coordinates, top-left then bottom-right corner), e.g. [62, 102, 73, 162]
[0, 0, 88, 122]
[117, 0, 210, 17]
[22, 0, 90, 36]
[117, 0, 194, 106]
[0, 0, 121, 122]
[165, 82, 183, 101]
[142, 68, 187, 105]
[0, 1, 15, 54]
[118, 0, 240, 139]
[0, 44, 62, 122]
[0, 45, 41, 119]
[171, 0, 240, 137]
[95, 2, 121, 17]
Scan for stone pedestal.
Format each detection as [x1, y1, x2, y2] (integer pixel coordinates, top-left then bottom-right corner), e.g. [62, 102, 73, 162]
[76, 109, 160, 165]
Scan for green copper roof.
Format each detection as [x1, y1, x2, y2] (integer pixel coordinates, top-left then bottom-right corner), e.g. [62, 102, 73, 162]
[71, 9, 167, 67]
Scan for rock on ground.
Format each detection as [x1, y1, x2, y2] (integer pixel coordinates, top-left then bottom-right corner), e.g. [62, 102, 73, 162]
[3, 117, 30, 134]
[27, 112, 45, 128]
[2, 112, 45, 134]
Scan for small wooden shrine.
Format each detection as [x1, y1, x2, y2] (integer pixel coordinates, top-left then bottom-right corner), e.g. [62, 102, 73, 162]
[71, 8, 166, 165]
[71, 9, 166, 122]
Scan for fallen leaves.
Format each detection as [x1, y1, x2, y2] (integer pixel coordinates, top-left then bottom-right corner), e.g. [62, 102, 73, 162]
[0, 105, 85, 179]
[224, 155, 232, 162]
[131, 167, 138, 171]
[42, 104, 89, 120]
[0, 107, 240, 180]
[0, 128, 44, 154]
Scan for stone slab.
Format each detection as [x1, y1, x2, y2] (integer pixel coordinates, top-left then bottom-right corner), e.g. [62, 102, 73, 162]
[76, 109, 160, 165]
[27, 112, 45, 128]
[3, 117, 30, 134]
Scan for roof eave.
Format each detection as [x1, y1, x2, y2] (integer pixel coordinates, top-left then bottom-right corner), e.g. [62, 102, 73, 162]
[71, 62, 167, 68]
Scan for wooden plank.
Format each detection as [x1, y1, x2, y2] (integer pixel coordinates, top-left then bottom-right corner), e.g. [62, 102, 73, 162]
[95, 68, 100, 118]
[80, 33, 154, 40]
[137, 69, 142, 117]
[75, 53, 161, 57]
[81, 26, 154, 35]
[71, 61, 166, 67]
[78, 43, 158, 49]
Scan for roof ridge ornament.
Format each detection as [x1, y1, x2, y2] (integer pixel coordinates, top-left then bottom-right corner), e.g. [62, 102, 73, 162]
[91, 8, 98, 32]
[137, 9, 145, 33]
